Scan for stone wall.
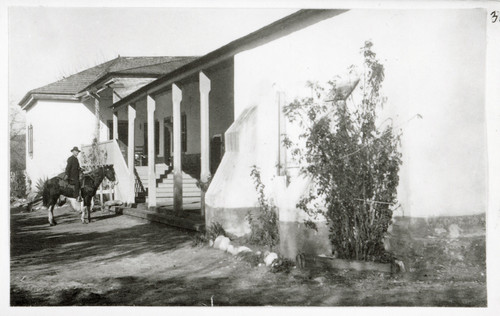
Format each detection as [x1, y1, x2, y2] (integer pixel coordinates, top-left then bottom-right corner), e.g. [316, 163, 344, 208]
[279, 213, 486, 278]
[386, 214, 486, 277]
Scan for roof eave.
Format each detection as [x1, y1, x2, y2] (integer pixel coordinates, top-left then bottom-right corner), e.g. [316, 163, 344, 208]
[20, 93, 80, 111]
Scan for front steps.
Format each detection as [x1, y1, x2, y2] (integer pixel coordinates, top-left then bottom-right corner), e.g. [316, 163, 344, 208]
[135, 164, 202, 202]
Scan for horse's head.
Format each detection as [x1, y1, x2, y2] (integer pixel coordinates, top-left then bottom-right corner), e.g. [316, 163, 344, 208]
[103, 165, 116, 182]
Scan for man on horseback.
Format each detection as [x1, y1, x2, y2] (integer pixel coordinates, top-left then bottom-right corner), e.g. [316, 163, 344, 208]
[65, 146, 82, 202]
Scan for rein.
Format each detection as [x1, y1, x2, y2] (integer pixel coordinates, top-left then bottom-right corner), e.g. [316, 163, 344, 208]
[83, 166, 104, 179]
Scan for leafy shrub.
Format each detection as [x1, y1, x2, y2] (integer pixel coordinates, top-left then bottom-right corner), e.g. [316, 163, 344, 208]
[34, 177, 48, 197]
[283, 41, 402, 262]
[206, 221, 227, 241]
[192, 234, 209, 247]
[270, 256, 296, 274]
[10, 171, 27, 198]
[246, 166, 280, 250]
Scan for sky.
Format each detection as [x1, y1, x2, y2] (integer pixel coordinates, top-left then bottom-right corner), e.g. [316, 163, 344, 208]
[7, 6, 296, 124]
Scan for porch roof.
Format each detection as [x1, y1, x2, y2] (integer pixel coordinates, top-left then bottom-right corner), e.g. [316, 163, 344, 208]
[111, 9, 348, 110]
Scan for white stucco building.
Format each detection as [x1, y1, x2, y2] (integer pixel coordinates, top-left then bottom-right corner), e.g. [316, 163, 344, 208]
[19, 56, 197, 187]
[19, 9, 488, 259]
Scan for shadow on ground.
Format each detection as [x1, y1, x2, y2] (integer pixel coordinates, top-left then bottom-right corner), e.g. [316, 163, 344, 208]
[11, 206, 192, 266]
[10, 206, 487, 307]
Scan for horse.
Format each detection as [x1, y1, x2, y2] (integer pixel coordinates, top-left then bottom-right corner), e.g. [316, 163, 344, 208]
[42, 165, 116, 225]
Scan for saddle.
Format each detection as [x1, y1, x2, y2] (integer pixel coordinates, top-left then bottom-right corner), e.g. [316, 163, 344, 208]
[55, 172, 82, 198]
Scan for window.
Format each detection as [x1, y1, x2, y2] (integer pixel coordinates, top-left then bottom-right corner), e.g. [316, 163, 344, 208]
[165, 114, 187, 153]
[107, 120, 129, 145]
[28, 124, 33, 158]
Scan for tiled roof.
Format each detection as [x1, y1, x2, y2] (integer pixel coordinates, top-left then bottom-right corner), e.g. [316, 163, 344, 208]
[117, 57, 198, 75]
[19, 56, 198, 106]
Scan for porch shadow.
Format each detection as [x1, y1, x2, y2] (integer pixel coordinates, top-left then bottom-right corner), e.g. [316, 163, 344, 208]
[10, 206, 195, 266]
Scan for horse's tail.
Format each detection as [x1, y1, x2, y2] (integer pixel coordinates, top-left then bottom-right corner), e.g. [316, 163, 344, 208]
[42, 182, 50, 207]
[40, 177, 54, 207]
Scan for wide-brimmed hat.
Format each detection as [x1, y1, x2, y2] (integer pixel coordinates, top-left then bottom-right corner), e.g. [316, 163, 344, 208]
[70, 146, 81, 153]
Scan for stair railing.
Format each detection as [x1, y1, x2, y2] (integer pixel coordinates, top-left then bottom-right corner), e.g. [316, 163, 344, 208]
[133, 167, 147, 198]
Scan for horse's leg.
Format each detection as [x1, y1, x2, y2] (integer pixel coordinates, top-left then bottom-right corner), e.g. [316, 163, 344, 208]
[47, 204, 53, 225]
[48, 204, 56, 226]
[81, 200, 87, 224]
[87, 197, 93, 223]
[80, 201, 84, 223]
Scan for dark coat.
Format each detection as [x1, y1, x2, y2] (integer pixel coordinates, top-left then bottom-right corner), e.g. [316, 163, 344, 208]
[65, 155, 81, 181]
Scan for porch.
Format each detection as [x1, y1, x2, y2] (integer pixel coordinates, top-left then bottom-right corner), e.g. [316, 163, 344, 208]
[85, 60, 234, 230]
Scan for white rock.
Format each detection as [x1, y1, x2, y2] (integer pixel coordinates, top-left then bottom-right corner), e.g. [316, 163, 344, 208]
[213, 235, 225, 248]
[264, 252, 278, 266]
[394, 260, 406, 273]
[236, 246, 252, 254]
[383, 238, 391, 251]
[227, 245, 239, 255]
[313, 276, 326, 285]
[434, 227, 447, 235]
[213, 235, 224, 248]
[208, 239, 214, 247]
[448, 224, 461, 239]
[214, 236, 230, 251]
[256, 251, 262, 256]
[104, 200, 123, 207]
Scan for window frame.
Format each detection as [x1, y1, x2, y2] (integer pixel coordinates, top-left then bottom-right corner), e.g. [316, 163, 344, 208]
[28, 124, 33, 158]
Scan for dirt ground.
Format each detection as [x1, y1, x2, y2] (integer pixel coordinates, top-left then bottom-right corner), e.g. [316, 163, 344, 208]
[10, 205, 487, 306]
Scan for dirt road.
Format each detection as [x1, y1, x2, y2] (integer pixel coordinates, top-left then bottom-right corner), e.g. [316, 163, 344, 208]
[10, 205, 486, 306]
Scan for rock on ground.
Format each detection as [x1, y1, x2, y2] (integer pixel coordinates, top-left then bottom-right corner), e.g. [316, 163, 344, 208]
[104, 200, 123, 207]
[237, 246, 252, 254]
[264, 252, 278, 266]
[227, 245, 239, 255]
[448, 224, 462, 239]
[214, 236, 230, 251]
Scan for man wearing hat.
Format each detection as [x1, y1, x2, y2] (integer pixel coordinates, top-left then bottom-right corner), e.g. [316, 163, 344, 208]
[66, 146, 82, 202]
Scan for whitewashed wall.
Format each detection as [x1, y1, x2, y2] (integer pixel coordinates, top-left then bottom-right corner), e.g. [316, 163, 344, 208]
[234, 9, 487, 218]
[25, 100, 99, 184]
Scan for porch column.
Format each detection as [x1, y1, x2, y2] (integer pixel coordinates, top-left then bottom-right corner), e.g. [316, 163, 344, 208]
[172, 83, 183, 213]
[127, 104, 136, 205]
[159, 116, 165, 159]
[94, 97, 101, 141]
[147, 95, 157, 208]
[199, 72, 211, 217]
[112, 111, 118, 140]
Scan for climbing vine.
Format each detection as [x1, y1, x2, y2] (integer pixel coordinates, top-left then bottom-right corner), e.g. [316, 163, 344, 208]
[80, 137, 108, 172]
[283, 41, 402, 262]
